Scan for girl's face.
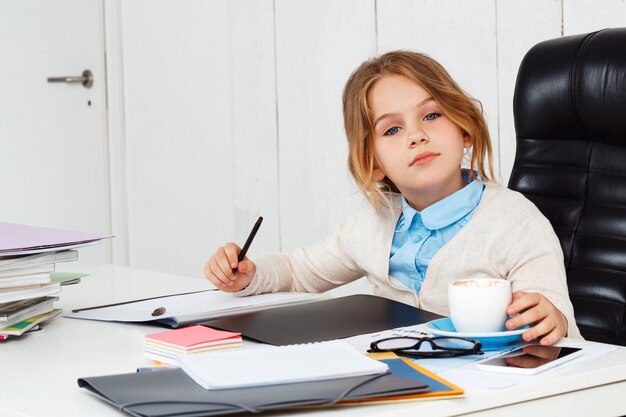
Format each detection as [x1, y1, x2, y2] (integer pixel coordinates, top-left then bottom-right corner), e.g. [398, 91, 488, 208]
[368, 74, 471, 210]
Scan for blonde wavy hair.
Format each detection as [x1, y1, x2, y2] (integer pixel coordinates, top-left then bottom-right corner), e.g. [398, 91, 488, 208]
[342, 50, 495, 209]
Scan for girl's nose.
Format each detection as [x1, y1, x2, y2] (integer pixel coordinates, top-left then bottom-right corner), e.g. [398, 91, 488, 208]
[408, 132, 428, 147]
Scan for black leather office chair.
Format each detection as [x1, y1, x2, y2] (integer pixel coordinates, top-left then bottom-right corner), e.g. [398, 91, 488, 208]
[509, 28, 626, 345]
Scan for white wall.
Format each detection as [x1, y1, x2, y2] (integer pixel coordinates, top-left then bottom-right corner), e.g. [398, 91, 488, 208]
[107, 0, 626, 280]
[120, 1, 233, 278]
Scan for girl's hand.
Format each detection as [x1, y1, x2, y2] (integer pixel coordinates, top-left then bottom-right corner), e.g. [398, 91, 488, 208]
[505, 292, 568, 345]
[204, 242, 256, 292]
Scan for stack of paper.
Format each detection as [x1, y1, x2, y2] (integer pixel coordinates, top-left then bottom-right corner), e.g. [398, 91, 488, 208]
[0, 309, 63, 340]
[144, 325, 242, 366]
[178, 340, 389, 390]
[0, 222, 111, 339]
[0, 296, 58, 326]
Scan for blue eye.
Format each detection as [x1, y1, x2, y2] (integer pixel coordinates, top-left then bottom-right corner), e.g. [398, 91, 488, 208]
[384, 126, 401, 136]
[424, 113, 440, 121]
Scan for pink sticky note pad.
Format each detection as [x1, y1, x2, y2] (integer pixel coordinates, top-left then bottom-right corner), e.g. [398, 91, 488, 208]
[146, 325, 241, 348]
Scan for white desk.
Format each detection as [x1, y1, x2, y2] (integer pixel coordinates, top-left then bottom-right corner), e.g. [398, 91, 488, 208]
[1, 265, 625, 417]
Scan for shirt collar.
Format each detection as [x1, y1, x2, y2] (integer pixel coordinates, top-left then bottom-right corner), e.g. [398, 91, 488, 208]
[397, 171, 483, 231]
[397, 198, 420, 232]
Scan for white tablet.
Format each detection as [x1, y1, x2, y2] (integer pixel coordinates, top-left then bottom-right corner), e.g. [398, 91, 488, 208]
[476, 344, 583, 375]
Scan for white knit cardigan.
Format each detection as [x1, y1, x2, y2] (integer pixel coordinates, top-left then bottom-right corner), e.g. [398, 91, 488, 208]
[236, 182, 582, 339]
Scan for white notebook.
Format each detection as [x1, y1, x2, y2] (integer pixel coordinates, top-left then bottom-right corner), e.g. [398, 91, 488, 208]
[177, 340, 389, 390]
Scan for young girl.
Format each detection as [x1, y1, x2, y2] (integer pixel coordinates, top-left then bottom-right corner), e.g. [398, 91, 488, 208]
[205, 51, 582, 345]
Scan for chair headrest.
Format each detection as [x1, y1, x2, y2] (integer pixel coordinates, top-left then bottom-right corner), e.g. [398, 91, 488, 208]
[514, 28, 626, 144]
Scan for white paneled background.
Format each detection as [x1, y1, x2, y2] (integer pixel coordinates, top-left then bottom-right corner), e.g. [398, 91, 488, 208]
[121, 1, 236, 279]
[7, 0, 622, 283]
[274, 0, 376, 251]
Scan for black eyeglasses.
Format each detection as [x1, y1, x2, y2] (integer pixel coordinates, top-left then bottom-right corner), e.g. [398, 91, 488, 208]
[368, 336, 482, 358]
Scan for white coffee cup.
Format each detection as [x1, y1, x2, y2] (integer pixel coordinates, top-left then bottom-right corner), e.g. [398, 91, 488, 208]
[448, 278, 512, 333]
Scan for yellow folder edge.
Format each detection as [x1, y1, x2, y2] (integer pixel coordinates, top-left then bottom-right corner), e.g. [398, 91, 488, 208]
[337, 352, 464, 405]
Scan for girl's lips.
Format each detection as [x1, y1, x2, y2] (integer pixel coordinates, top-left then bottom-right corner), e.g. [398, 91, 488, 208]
[411, 152, 439, 166]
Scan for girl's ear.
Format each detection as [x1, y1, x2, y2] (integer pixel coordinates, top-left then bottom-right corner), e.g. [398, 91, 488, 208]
[372, 167, 385, 182]
[463, 132, 473, 148]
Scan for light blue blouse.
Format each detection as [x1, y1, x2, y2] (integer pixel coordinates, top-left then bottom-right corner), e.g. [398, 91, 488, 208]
[389, 171, 484, 293]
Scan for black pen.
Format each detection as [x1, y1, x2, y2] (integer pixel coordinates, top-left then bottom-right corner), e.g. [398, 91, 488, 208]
[234, 216, 263, 272]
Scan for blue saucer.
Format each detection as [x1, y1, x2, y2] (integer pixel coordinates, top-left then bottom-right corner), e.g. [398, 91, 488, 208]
[426, 318, 526, 351]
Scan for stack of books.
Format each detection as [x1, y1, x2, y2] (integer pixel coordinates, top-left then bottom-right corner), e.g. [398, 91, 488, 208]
[144, 325, 243, 366]
[0, 222, 111, 340]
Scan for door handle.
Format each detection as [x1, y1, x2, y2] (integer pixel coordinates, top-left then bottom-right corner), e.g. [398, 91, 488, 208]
[47, 69, 93, 88]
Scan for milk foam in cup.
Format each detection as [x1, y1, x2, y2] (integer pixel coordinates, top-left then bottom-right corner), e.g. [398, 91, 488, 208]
[448, 278, 512, 333]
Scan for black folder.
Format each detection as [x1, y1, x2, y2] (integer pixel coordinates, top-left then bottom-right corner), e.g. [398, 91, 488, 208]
[202, 294, 443, 345]
[78, 368, 430, 417]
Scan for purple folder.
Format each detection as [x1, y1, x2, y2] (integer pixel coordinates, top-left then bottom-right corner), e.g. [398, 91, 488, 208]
[0, 222, 112, 255]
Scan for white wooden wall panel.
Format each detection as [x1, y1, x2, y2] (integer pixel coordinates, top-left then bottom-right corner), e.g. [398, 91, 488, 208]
[564, 0, 626, 35]
[229, 0, 279, 256]
[377, 0, 501, 180]
[274, 0, 376, 251]
[122, 1, 234, 277]
[104, 0, 130, 266]
[496, 0, 562, 184]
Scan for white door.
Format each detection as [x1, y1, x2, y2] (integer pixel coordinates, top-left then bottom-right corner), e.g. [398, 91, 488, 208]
[0, 0, 111, 266]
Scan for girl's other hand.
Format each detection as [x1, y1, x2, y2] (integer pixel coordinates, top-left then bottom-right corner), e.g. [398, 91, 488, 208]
[204, 242, 256, 292]
[505, 292, 568, 345]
